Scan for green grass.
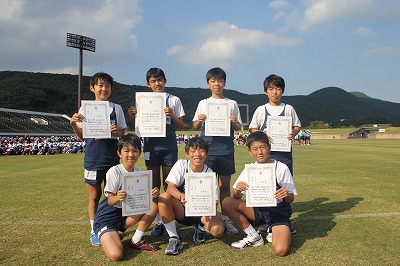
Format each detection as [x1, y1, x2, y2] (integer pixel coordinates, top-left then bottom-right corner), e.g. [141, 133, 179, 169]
[1, 139, 400, 265]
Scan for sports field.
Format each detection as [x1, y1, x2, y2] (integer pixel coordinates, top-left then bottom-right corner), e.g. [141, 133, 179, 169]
[1, 139, 399, 265]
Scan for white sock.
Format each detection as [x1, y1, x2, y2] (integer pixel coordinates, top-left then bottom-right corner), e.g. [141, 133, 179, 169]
[90, 220, 94, 233]
[154, 212, 162, 224]
[164, 221, 179, 238]
[131, 230, 145, 244]
[244, 225, 259, 238]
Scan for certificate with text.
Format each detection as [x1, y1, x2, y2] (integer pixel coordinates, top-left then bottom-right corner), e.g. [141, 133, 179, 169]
[245, 164, 277, 207]
[205, 101, 230, 136]
[266, 116, 292, 152]
[81, 100, 111, 139]
[185, 172, 217, 217]
[122, 170, 153, 216]
[135, 92, 166, 137]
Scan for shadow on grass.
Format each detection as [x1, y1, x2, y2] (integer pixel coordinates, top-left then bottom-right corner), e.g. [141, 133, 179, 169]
[290, 197, 363, 253]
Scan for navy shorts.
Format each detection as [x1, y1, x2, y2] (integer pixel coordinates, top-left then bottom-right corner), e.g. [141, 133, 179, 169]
[93, 198, 127, 240]
[252, 205, 292, 228]
[204, 154, 235, 176]
[84, 169, 108, 185]
[145, 150, 178, 167]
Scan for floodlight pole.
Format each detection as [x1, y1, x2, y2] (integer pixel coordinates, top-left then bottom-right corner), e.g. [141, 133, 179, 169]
[66, 33, 96, 110]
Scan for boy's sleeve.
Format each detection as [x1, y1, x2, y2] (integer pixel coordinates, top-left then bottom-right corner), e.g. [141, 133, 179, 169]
[192, 100, 203, 122]
[249, 106, 263, 130]
[232, 101, 242, 124]
[104, 167, 119, 196]
[165, 160, 184, 187]
[173, 97, 185, 118]
[115, 104, 127, 129]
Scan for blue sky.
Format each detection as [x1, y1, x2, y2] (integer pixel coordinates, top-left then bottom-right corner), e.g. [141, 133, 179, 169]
[1, 0, 399, 103]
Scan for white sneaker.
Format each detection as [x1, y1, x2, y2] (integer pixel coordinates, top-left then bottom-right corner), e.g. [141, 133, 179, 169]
[223, 217, 239, 235]
[231, 234, 264, 249]
[266, 232, 273, 243]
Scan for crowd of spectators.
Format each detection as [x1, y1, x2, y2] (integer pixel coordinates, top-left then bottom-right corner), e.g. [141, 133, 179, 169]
[0, 135, 84, 156]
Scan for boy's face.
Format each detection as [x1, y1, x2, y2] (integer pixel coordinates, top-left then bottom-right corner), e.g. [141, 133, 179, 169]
[147, 76, 166, 92]
[265, 85, 283, 105]
[186, 146, 207, 167]
[248, 141, 270, 163]
[117, 144, 141, 169]
[207, 77, 225, 96]
[90, 78, 112, 101]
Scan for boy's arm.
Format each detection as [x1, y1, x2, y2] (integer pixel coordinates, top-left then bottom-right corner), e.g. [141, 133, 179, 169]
[290, 126, 301, 140]
[107, 190, 125, 206]
[70, 113, 84, 140]
[165, 106, 184, 130]
[166, 183, 186, 203]
[193, 114, 206, 130]
[275, 188, 294, 203]
[128, 106, 136, 127]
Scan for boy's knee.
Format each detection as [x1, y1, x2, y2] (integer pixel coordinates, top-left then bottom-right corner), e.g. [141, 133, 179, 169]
[221, 196, 233, 209]
[273, 245, 289, 257]
[107, 251, 123, 262]
[209, 225, 225, 238]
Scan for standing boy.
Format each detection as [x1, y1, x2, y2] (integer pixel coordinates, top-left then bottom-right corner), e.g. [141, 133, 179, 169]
[192, 67, 242, 234]
[249, 74, 301, 175]
[158, 136, 225, 255]
[222, 131, 297, 256]
[128, 68, 185, 236]
[94, 134, 159, 262]
[70, 72, 127, 246]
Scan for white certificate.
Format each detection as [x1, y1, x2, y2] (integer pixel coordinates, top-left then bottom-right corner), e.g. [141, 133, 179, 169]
[121, 170, 153, 216]
[135, 92, 166, 137]
[205, 101, 230, 136]
[245, 164, 277, 207]
[184, 172, 217, 217]
[81, 100, 111, 139]
[266, 116, 292, 152]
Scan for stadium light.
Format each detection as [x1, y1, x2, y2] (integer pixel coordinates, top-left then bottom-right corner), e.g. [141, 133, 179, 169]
[66, 33, 96, 110]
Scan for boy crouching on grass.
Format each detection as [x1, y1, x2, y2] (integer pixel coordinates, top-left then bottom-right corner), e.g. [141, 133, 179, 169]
[158, 136, 225, 255]
[93, 134, 159, 262]
[222, 131, 297, 256]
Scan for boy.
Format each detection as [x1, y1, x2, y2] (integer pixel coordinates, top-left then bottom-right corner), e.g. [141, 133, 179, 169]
[158, 136, 224, 255]
[222, 131, 297, 256]
[93, 134, 159, 262]
[70, 72, 127, 246]
[192, 67, 242, 235]
[128, 68, 185, 237]
[249, 74, 301, 175]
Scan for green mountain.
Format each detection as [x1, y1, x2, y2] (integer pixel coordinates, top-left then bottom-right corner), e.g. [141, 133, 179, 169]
[1, 71, 399, 128]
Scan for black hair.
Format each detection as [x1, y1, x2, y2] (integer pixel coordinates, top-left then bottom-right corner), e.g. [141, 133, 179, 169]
[246, 131, 270, 148]
[185, 136, 209, 154]
[206, 67, 226, 82]
[146, 68, 167, 83]
[263, 74, 285, 93]
[117, 133, 141, 152]
[90, 72, 114, 88]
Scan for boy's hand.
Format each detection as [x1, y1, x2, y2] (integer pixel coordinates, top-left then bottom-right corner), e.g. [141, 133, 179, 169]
[274, 188, 288, 200]
[235, 181, 248, 192]
[151, 187, 160, 198]
[164, 107, 173, 117]
[128, 106, 137, 117]
[116, 190, 126, 202]
[70, 113, 84, 124]
[197, 114, 207, 122]
[179, 193, 186, 204]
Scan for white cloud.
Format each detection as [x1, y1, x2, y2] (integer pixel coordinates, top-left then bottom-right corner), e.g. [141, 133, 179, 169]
[369, 46, 400, 56]
[168, 21, 300, 66]
[356, 26, 376, 37]
[269, 0, 289, 9]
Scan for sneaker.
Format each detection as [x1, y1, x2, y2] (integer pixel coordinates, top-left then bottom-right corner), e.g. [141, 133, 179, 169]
[193, 224, 206, 244]
[90, 232, 101, 246]
[223, 217, 239, 235]
[231, 234, 264, 249]
[266, 232, 273, 243]
[128, 238, 157, 252]
[151, 223, 169, 237]
[165, 236, 183, 255]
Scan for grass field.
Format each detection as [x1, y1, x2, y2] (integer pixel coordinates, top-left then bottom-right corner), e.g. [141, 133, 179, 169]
[1, 139, 400, 265]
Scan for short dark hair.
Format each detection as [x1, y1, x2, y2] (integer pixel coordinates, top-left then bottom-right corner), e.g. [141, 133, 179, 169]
[146, 68, 166, 83]
[185, 136, 209, 154]
[206, 67, 226, 82]
[90, 72, 114, 88]
[263, 74, 285, 93]
[118, 133, 141, 152]
[246, 131, 270, 148]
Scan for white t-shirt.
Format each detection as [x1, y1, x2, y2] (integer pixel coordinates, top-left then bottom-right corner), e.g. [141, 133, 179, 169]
[166, 159, 219, 201]
[233, 160, 298, 203]
[104, 164, 141, 208]
[249, 103, 301, 130]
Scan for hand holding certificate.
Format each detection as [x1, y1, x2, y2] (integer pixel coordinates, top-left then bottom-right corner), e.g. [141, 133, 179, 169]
[135, 92, 166, 137]
[184, 172, 217, 217]
[205, 101, 230, 136]
[266, 116, 292, 152]
[122, 170, 153, 216]
[81, 100, 111, 139]
[245, 164, 277, 207]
